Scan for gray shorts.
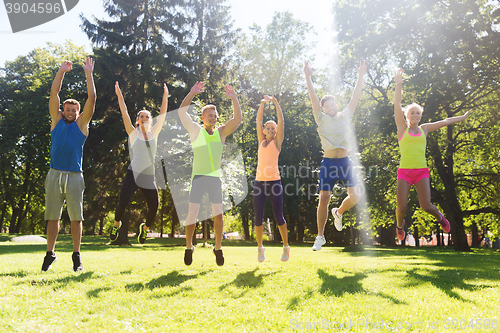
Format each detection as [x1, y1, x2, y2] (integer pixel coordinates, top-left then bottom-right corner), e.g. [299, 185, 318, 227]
[45, 168, 85, 221]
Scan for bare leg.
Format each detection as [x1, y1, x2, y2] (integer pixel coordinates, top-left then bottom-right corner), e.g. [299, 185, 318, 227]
[185, 203, 200, 248]
[256, 225, 264, 248]
[213, 214, 223, 250]
[278, 223, 289, 247]
[415, 178, 440, 219]
[317, 190, 332, 236]
[71, 220, 82, 252]
[396, 179, 412, 228]
[212, 203, 224, 249]
[338, 186, 361, 215]
[46, 220, 59, 252]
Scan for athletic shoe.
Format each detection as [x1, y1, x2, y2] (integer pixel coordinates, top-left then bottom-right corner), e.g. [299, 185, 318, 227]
[438, 212, 451, 233]
[281, 246, 290, 262]
[110, 221, 122, 242]
[396, 220, 406, 241]
[258, 247, 265, 262]
[184, 248, 194, 266]
[332, 208, 343, 231]
[312, 235, 326, 251]
[72, 252, 83, 272]
[138, 223, 147, 244]
[41, 252, 57, 272]
[213, 248, 224, 266]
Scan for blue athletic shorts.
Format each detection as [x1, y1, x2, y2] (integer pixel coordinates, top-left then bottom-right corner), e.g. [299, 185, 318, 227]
[318, 157, 357, 191]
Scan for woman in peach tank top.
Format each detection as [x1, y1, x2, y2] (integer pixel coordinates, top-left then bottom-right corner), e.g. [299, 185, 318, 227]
[254, 95, 290, 262]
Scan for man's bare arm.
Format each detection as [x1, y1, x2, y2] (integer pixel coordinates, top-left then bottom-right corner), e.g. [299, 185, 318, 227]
[304, 61, 321, 115]
[347, 60, 367, 113]
[78, 57, 97, 135]
[219, 85, 242, 140]
[179, 82, 203, 136]
[49, 61, 72, 129]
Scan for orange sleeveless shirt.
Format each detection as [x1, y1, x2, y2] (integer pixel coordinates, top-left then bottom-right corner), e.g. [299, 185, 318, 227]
[256, 138, 280, 181]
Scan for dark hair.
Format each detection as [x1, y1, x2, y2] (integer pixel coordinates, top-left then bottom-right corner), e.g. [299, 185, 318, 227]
[320, 95, 335, 107]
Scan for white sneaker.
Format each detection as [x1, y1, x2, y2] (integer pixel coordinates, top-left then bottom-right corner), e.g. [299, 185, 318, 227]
[258, 247, 265, 262]
[281, 246, 290, 261]
[332, 208, 343, 231]
[312, 236, 326, 251]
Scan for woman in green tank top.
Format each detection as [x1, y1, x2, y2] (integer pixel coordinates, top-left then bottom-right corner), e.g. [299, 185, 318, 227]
[394, 69, 471, 242]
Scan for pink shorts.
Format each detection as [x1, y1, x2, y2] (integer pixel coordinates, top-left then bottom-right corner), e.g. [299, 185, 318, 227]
[397, 168, 429, 185]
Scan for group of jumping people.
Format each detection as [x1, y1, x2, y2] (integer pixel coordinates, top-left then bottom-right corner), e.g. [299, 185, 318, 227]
[41, 58, 470, 272]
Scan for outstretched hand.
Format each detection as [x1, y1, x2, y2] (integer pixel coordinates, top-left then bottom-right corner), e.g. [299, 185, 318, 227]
[463, 110, 472, 119]
[224, 85, 237, 99]
[304, 61, 313, 76]
[395, 68, 404, 85]
[191, 81, 204, 95]
[82, 57, 95, 73]
[60, 60, 73, 72]
[262, 95, 272, 103]
[356, 60, 367, 76]
[115, 81, 122, 96]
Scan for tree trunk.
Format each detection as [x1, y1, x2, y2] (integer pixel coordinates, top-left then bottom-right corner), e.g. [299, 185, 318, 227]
[241, 205, 250, 241]
[471, 221, 479, 247]
[414, 225, 419, 247]
[170, 205, 179, 238]
[429, 130, 471, 251]
[379, 226, 395, 246]
[0, 202, 5, 232]
[99, 214, 104, 236]
[297, 220, 304, 243]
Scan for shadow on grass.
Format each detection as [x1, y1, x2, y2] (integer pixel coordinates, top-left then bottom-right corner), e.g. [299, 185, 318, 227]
[125, 269, 210, 292]
[318, 269, 406, 305]
[218, 267, 277, 299]
[286, 269, 406, 310]
[287, 289, 314, 310]
[0, 270, 30, 278]
[403, 268, 493, 303]
[29, 271, 98, 290]
[86, 286, 112, 298]
[317, 269, 367, 296]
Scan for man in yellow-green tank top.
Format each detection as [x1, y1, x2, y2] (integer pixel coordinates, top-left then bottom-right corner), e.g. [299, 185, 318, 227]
[178, 81, 242, 266]
[394, 68, 471, 243]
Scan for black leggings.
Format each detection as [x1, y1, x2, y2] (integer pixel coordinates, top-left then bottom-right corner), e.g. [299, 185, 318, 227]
[115, 169, 159, 228]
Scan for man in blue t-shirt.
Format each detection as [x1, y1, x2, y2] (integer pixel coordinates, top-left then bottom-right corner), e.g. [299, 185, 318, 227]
[41, 58, 96, 272]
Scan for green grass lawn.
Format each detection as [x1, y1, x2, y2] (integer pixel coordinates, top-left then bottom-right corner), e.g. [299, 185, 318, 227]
[0, 234, 499, 332]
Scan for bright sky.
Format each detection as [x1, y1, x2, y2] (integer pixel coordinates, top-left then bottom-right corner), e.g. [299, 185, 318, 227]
[0, 0, 335, 68]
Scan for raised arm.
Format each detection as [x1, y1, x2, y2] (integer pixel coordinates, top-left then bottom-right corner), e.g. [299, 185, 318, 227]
[49, 61, 72, 130]
[179, 82, 203, 136]
[347, 60, 367, 113]
[256, 96, 267, 144]
[304, 61, 321, 115]
[77, 57, 97, 136]
[151, 83, 169, 139]
[394, 68, 407, 137]
[115, 81, 135, 135]
[421, 110, 472, 134]
[272, 96, 285, 151]
[219, 85, 242, 140]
